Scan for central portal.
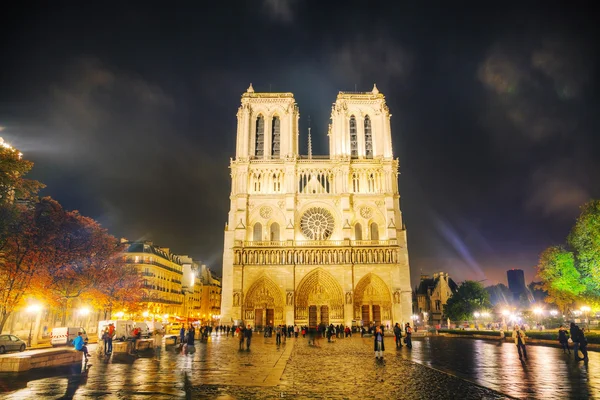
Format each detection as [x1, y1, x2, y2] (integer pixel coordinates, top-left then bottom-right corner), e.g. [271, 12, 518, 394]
[295, 268, 344, 326]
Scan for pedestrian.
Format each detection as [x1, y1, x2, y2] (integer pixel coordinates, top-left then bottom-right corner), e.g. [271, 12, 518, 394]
[374, 326, 385, 359]
[558, 325, 570, 354]
[153, 328, 164, 360]
[179, 325, 186, 345]
[512, 325, 527, 360]
[101, 329, 109, 355]
[238, 325, 245, 350]
[276, 325, 282, 345]
[245, 324, 253, 350]
[294, 325, 299, 338]
[570, 322, 580, 361]
[73, 332, 90, 361]
[301, 327, 306, 338]
[405, 323, 412, 349]
[107, 323, 114, 354]
[393, 323, 403, 348]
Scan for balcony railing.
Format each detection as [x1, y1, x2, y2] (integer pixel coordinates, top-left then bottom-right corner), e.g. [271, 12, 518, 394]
[171, 279, 181, 284]
[126, 259, 183, 275]
[141, 272, 155, 277]
[237, 239, 397, 247]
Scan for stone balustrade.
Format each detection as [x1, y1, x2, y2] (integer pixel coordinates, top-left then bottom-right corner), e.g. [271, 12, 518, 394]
[0, 348, 83, 372]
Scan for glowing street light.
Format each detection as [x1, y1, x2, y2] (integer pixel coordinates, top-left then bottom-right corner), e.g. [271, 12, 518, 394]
[473, 312, 481, 318]
[481, 312, 490, 318]
[26, 304, 42, 347]
[78, 307, 90, 317]
[533, 307, 543, 315]
[550, 310, 558, 317]
[581, 306, 591, 329]
[115, 311, 124, 319]
[142, 311, 149, 318]
[501, 310, 510, 316]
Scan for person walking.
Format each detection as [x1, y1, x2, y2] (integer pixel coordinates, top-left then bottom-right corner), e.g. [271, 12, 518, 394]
[404, 323, 412, 349]
[374, 326, 385, 359]
[570, 322, 581, 361]
[153, 328, 164, 360]
[558, 325, 570, 354]
[512, 325, 527, 360]
[179, 325, 186, 345]
[238, 325, 245, 350]
[275, 325, 282, 345]
[106, 323, 114, 354]
[245, 324, 253, 350]
[393, 323, 403, 349]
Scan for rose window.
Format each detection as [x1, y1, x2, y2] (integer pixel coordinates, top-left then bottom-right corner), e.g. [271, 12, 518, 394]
[300, 207, 335, 240]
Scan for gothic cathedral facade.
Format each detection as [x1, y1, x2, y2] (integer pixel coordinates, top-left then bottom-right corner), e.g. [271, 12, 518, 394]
[221, 84, 412, 329]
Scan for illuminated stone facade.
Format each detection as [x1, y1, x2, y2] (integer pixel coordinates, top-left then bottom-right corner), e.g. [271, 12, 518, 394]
[221, 84, 412, 329]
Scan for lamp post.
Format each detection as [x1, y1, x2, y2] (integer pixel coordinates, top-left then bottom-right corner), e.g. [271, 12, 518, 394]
[473, 312, 480, 330]
[581, 306, 591, 330]
[26, 304, 42, 348]
[533, 307, 543, 328]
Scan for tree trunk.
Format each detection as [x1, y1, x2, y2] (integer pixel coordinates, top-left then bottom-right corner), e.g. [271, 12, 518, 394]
[0, 311, 10, 334]
[61, 304, 67, 326]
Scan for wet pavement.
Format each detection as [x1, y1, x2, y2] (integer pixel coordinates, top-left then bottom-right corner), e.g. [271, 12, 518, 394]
[0, 334, 597, 399]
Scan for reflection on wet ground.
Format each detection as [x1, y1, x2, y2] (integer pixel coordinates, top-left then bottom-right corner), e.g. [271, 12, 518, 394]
[0, 334, 597, 399]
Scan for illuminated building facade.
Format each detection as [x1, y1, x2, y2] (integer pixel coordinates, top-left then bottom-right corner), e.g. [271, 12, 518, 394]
[221, 84, 412, 329]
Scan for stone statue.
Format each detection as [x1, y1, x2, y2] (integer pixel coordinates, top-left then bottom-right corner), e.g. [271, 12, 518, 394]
[345, 292, 352, 304]
[393, 291, 400, 304]
[233, 292, 240, 306]
[286, 291, 294, 306]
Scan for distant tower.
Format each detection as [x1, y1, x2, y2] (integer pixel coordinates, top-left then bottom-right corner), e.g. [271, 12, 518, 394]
[507, 269, 526, 302]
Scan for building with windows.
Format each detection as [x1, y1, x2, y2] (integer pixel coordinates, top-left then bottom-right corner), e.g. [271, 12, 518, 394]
[197, 264, 222, 325]
[220, 84, 412, 329]
[413, 272, 458, 326]
[507, 269, 526, 302]
[124, 241, 185, 318]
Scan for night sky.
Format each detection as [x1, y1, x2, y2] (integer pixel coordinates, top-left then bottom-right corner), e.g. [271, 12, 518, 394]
[1, 1, 599, 287]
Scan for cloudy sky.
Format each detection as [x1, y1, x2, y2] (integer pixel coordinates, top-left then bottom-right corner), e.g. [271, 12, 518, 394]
[1, 1, 598, 287]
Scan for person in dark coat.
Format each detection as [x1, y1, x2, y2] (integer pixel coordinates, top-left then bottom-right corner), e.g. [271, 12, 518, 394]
[374, 326, 385, 359]
[570, 322, 581, 361]
[393, 323, 403, 349]
[558, 325, 570, 354]
[405, 323, 413, 348]
[244, 324, 253, 350]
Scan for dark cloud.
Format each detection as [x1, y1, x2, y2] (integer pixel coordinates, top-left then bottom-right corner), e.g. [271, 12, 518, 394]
[0, 3, 598, 287]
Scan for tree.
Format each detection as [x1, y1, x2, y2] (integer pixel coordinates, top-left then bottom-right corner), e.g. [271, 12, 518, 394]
[36, 209, 126, 325]
[0, 198, 64, 332]
[444, 281, 492, 322]
[536, 200, 600, 311]
[0, 144, 44, 207]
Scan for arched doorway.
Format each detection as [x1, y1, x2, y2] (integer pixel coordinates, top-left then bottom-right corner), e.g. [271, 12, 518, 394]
[243, 276, 284, 329]
[295, 268, 344, 327]
[354, 273, 392, 328]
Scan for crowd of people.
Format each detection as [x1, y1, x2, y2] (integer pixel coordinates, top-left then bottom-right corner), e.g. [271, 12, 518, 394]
[84, 320, 592, 364]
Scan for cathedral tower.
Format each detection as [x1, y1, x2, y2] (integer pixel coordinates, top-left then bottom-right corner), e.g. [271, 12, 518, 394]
[221, 84, 412, 330]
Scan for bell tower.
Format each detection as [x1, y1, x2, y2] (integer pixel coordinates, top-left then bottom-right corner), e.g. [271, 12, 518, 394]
[235, 84, 300, 160]
[328, 84, 393, 159]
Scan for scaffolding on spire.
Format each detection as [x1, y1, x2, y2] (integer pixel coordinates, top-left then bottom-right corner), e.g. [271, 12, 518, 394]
[307, 116, 312, 159]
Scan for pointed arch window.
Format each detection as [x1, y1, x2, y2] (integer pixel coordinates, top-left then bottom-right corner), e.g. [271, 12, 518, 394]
[271, 116, 280, 157]
[255, 115, 264, 157]
[370, 222, 379, 240]
[349, 115, 358, 158]
[253, 222, 262, 241]
[354, 223, 363, 241]
[364, 115, 373, 159]
[270, 223, 280, 241]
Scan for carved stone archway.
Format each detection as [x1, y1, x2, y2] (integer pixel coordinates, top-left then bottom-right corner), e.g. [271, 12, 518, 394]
[295, 268, 344, 325]
[353, 273, 392, 325]
[244, 276, 284, 327]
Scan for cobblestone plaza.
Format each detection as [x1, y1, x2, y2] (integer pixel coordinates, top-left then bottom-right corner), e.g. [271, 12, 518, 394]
[1, 335, 597, 399]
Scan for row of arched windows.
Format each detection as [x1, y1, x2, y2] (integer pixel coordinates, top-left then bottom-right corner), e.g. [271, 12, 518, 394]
[354, 222, 379, 241]
[349, 115, 373, 159]
[253, 222, 280, 241]
[255, 115, 280, 157]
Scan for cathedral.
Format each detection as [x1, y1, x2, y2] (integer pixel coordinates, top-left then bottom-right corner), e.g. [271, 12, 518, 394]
[220, 84, 412, 329]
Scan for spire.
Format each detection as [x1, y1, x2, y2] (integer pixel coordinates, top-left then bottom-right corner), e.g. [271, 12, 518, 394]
[372, 83, 379, 94]
[247, 83, 254, 93]
[307, 115, 312, 159]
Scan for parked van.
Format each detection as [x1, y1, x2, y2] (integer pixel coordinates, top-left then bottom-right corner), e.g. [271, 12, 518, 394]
[145, 321, 164, 335]
[51, 327, 88, 347]
[133, 321, 150, 338]
[98, 320, 134, 342]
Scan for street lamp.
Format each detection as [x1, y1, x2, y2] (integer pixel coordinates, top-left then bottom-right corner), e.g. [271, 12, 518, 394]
[473, 312, 480, 329]
[581, 306, 591, 330]
[422, 312, 428, 327]
[26, 304, 42, 348]
[115, 311, 124, 319]
[142, 311, 149, 319]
